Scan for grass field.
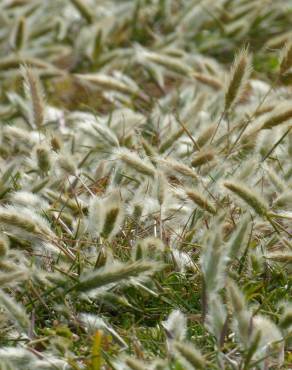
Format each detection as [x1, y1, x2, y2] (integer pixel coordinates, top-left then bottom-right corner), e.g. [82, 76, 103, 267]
[0, 0, 292, 369]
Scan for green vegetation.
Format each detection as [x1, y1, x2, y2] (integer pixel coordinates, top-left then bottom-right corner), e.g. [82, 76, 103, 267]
[0, 0, 291, 369]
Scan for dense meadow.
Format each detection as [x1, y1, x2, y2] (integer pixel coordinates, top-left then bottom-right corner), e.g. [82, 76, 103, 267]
[0, 0, 292, 369]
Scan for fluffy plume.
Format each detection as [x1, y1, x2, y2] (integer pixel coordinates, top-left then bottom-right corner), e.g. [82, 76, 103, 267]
[224, 46, 252, 111]
[123, 357, 148, 370]
[36, 145, 51, 175]
[0, 205, 52, 239]
[0, 2, 291, 368]
[133, 237, 165, 261]
[279, 304, 292, 331]
[159, 128, 184, 153]
[57, 154, 77, 176]
[174, 341, 206, 370]
[70, 0, 93, 24]
[155, 157, 198, 180]
[116, 148, 156, 177]
[205, 295, 227, 344]
[260, 103, 292, 129]
[224, 180, 268, 217]
[200, 231, 228, 295]
[227, 215, 250, 259]
[0, 289, 29, 332]
[185, 188, 216, 214]
[21, 65, 45, 129]
[73, 260, 162, 293]
[162, 310, 187, 342]
[192, 72, 223, 90]
[0, 234, 9, 258]
[227, 280, 252, 348]
[11, 17, 26, 51]
[280, 41, 292, 76]
[252, 315, 284, 368]
[79, 313, 127, 348]
[155, 171, 167, 206]
[191, 149, 214, 167]
[87, 190, 124, 240]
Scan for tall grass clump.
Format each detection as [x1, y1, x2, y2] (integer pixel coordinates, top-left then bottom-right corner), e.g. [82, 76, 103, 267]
[0, 1, 291, 369]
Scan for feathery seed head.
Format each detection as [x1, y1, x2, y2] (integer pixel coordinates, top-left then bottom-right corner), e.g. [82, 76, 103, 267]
[192, 72, 223, 90]
[0, 234, 9, 258]
[227, 280, 252, 346]
[51, 135, 62, 152]
[0, 205, 52, 239]
[116, 148, 156, 177]
[201, 230, 227, 294]
[185, 188, 216, 214]
[225, 46, 252, 111]
[87, 190, 124, 240]
[279, 304, 292, 331]
[11, 191, 48, 211]
[260, 103, 292, 129]
[124, 357, 148, 370]
[87, 197, 103, 238]
[227, 215, 250, 259]
[101, 207, 121, 239]
[75, 260, 162, 293]
[174, 341, 206, 369]
[224, 180, 268, 217]
[70, 0, 94, 24]
[191, 149, 214, 167]
[57, 154, 77, 176]
[0, 289, 29, 332]
[280, 41, 292, 76]
[156, 157, 198, 181]
[155, 171, 167, 206]
[196, 124, 217, 148]
[133, 237, 165, 261]
[21, 65, 45, 129]
[163, 310, 187, 342]
[12, 17, 26, 51]
[252, 315, 284, 367]
[36, 145, 51, 174]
